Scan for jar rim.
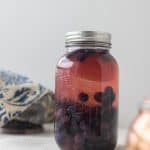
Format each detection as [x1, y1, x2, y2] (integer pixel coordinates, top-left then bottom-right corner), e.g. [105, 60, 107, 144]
[65, 31, 112, 48]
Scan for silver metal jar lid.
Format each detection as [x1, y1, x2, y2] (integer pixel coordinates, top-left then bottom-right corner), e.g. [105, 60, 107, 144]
[65, 31, 112, 48]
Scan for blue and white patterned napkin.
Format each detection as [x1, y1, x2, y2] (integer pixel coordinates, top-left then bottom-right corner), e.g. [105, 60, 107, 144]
[0, 70, 54, 127]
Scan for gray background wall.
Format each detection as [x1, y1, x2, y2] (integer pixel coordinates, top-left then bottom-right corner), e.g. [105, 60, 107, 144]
[0, 0, 150, 128]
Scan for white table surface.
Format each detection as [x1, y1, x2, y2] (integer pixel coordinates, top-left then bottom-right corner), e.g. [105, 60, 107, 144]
[0, 124, 127, 150]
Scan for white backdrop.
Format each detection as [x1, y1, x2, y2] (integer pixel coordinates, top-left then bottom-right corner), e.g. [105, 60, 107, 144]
[0, 0, 150, 128]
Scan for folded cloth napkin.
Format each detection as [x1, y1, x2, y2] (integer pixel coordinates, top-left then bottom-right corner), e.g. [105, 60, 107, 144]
[0, 70, 54, 127]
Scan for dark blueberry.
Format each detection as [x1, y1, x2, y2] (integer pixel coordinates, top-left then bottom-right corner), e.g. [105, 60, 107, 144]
[89, 107, 96, 117]
[95, 139, 113, 150]
[101, 122, 110, 129]
[55, 131, 72, 147]
[83, 138, 95, 150]
[70, 117, 81, 135]
[101, 127, 111, 141]
[80, 121, 89, 131]
[101, 123, 111, 138]
[67, 49, 95, 62]
[55, 121, 65, 131]
[78, 92, 89, 102]
[56, 102, 66, 108]
[67, 105, 76, 116]
[67, 51, 85, 61]
[88, 108, 96, 129]
[82, 113, 89, 125]
[100, 52, 112, 62]
[75, 50, 94, 62]
[112, 108, 118, 119]
[101, 109, 112, 123]
[89, 120, 95, 129]
[94, 107, 101, 117]
[74, 133, 84, 145]
[76, 51, 88, 61]
[94, 92, 103, 103]
[111, 125, 118, 144]
[55, 132, 66, 146]
[72, 112, 83, 124]
[93, 136, 108, 150]
[67, 51, 76, 60]
[62, 115, 70, 124]
[73, 143, 85, 150]
[104, 133, 111, 141]
[56, 115, 71, 131]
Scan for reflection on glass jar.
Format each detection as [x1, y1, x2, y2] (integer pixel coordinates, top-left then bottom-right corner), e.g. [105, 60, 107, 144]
[55, 31, 119, 150]
[127, 100, 150, 150]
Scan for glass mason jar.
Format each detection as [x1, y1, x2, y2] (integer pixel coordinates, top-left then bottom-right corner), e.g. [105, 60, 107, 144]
[55, 31, 119, 150]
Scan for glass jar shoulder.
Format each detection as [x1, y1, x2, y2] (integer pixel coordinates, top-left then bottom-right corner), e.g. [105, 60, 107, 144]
[56, 49, 118, 70]
[102, 51, 119, 70]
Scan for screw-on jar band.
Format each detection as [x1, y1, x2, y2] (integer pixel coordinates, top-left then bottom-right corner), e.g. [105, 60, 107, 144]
[65, 31, 112, 49]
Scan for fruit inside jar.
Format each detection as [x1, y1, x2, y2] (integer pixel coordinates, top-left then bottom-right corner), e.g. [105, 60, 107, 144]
[55, 48, 119, 150]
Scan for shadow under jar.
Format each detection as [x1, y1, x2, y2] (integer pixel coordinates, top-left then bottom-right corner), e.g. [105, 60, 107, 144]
[55, 31, 119, 150]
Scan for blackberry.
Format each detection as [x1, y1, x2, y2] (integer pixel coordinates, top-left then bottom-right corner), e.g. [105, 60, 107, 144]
[104, 86, 115, 102]
[78, 92, 89, 102]
[102, 87, 115, 108]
